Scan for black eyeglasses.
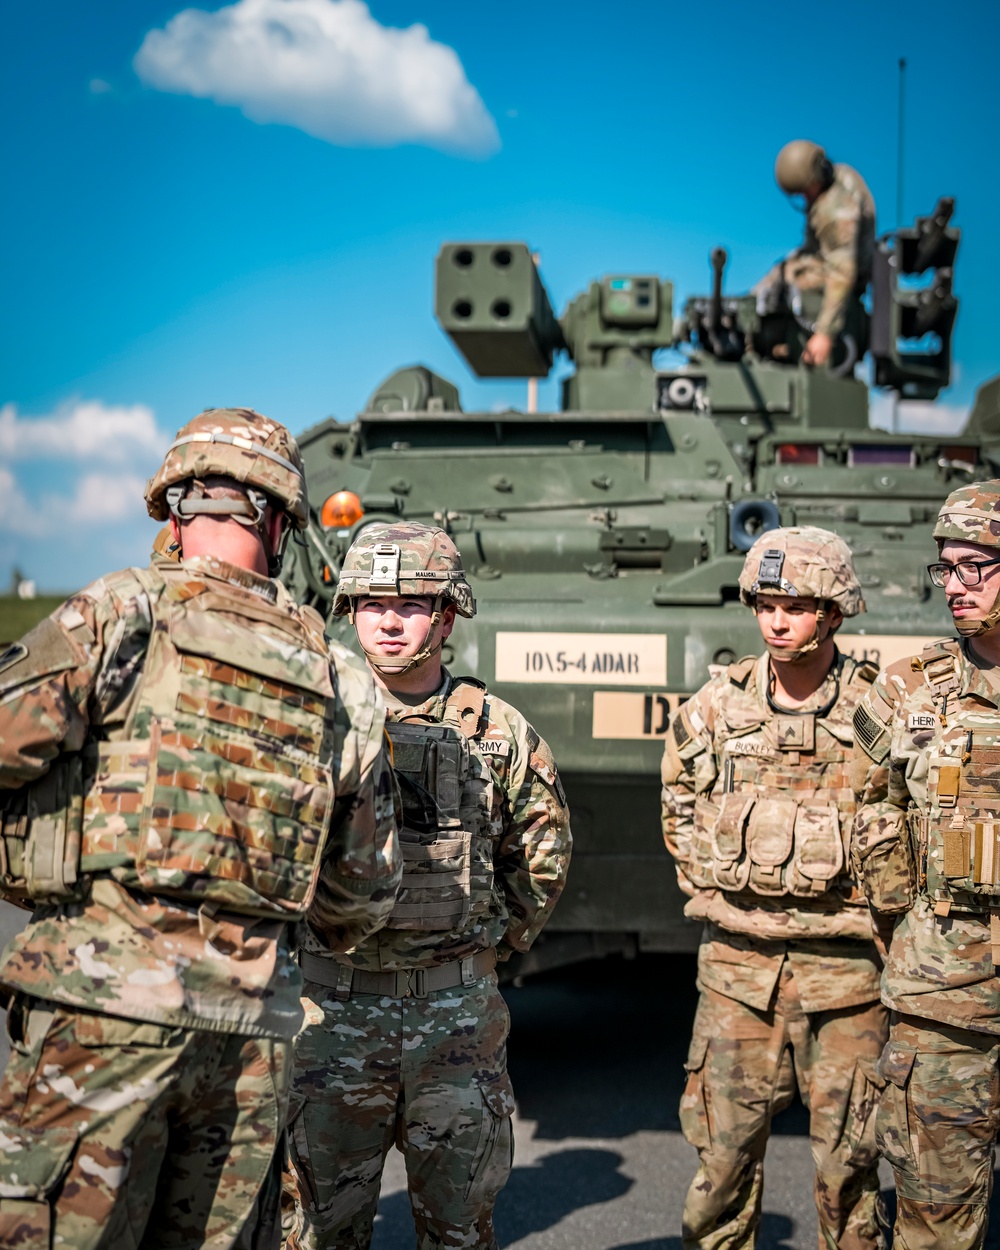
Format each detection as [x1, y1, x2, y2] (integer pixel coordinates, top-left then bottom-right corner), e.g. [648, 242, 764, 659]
[927, 557, 1000, 587]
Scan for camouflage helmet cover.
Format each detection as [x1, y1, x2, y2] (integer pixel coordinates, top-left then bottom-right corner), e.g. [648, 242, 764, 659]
[932, 480, 1000, 549]
[333, 521, 476, 618]
[738, 526, 865, 616]
[145, 408, 308, 529]
[774, 139, 830, 195]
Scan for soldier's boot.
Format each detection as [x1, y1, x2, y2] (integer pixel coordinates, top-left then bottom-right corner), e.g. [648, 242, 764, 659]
[680, 1149, 764, 1250]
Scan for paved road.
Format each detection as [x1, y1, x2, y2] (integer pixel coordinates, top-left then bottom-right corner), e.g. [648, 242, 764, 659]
[372, 954, 1000, 1250]
[371, 953, 882, 1250]
[2, 905, 999, 1247]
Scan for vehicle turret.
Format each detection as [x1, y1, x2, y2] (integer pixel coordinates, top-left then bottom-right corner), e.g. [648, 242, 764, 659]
[282, 203, 989, 975]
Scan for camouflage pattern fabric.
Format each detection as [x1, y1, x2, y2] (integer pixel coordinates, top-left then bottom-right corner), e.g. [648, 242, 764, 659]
[661, 650, 883, 960]
[853, 635, 1000, 1249]
[0, 555, 401, 1033]
[285, 974, 513, 1250]
[663, 646, 886, 1248]
[681, 965, 887, 1250]
[0, 553, 401, 1247]
[0, 992, 290, 1250]
[875, 1012, 998, 1250]
[931, 479, 1000, 547]
[851, 638, 1000, 1033]
[289, 671, 570, 1248]
[299, 670, 571, 974]
[754, 163, 875, 338]
[737, 526, 865, 616]
[145, 408, 309, 529]
[332, 521, 476, 619]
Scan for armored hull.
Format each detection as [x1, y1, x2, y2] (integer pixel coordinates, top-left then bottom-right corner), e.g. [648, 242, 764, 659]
[286, 223, 993, 970]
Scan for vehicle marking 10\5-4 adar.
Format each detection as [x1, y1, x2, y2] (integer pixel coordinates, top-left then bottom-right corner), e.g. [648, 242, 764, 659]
[495, 632, 667, 686]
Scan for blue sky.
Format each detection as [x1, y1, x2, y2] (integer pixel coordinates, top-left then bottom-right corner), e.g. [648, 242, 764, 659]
[3, 0, 998, 591]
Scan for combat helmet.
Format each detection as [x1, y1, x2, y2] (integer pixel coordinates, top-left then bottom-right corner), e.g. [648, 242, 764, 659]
[932, 480, 1000, 637]
[334, 521, 475, 675]
[774, 140, 833, 196]
[739, 526, 864, 660]
[145, 408, 308, 576]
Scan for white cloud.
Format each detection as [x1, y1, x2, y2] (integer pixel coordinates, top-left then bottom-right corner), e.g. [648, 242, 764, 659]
[0, 400, 166, 463]
[0, 470, 149, 539]
[0, 467, 33, 536]
[869, 392, 969, 436]
[134, 0, 499, 157]
[0, 399, 165, 548]
[72, 474, 149, 524]
[89, 78, 113, 95]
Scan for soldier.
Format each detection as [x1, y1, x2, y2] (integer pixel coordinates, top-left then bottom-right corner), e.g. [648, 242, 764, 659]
[0, 408, 401, 1250]
[285, 521, 572, 1250]
[661, 526, 888, 1250]
[754, 139, 876, 368]
[851, 481, 1000, 1250]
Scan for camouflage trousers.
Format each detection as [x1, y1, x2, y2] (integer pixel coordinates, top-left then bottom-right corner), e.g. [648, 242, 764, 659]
[876, 1012, 1000, 1250]
[680, 962, 888, 1250]
[0, 992, 290, 1250]
[284, 971, 514, 1250]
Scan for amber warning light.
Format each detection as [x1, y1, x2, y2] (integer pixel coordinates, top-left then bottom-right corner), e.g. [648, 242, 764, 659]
[321, 491, 364, 529]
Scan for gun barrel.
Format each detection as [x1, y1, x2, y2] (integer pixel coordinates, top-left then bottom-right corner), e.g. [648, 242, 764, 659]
[709, 247, 728, 332]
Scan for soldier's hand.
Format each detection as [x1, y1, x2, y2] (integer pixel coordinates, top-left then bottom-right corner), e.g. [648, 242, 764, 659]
[802, 332, 833, 367]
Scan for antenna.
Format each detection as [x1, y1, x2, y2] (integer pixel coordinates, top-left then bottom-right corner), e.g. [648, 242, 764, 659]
[897, 57, 907, 228]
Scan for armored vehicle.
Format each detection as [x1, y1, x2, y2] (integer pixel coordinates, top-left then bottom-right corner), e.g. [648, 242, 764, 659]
[283, 200, 998, 974]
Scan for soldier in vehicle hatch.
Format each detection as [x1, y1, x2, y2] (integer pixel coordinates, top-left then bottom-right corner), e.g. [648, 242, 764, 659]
[285, 521, 572, 1250]
[753, 139, 876, 369]
[661, 527, 888, 1250]
[851, 481, 1000, 1250]
[0, 408, 401, 1250]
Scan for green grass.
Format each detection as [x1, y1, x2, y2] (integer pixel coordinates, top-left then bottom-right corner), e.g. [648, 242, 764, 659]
[0, 596, 66, 646]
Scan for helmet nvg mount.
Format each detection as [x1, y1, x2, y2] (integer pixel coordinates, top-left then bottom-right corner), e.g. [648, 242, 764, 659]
[334, 521, 476, 676]
[774, 140, 833, 196]
[933, 480, 1000, 637]
[145, 407, 308, 577]
[739, 526, 865, 661]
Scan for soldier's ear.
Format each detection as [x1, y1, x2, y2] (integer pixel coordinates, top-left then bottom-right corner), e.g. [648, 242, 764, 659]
[440, 603, 458, 639]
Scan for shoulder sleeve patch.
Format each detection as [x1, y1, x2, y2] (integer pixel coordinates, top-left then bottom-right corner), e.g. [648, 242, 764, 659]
[0, 642, 28, 676]
[0, 617, 83, 696]
[853, 701, 890, 763]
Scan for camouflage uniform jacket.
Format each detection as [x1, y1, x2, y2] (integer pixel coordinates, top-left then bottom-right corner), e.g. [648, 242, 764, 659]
[797, 162, 875, 338]
[662, 650, 882, 1013]
[852, 638, 1000, 1035]
[301, 669, 571, 973]
[0, 554, 400, 1038]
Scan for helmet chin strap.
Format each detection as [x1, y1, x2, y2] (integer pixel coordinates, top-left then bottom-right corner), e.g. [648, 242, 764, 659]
[351, 596, 446, 678]
[760, 605, 828, 663]
[954, 586, 1000, 638]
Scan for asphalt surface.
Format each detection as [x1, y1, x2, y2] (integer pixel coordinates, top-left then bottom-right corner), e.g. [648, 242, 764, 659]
[2, 901, 1000, 1247]
[371, 952, 880, 1250]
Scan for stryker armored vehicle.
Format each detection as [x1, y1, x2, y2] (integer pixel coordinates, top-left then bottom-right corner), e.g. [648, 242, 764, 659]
[282, 199, 1000, 974]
